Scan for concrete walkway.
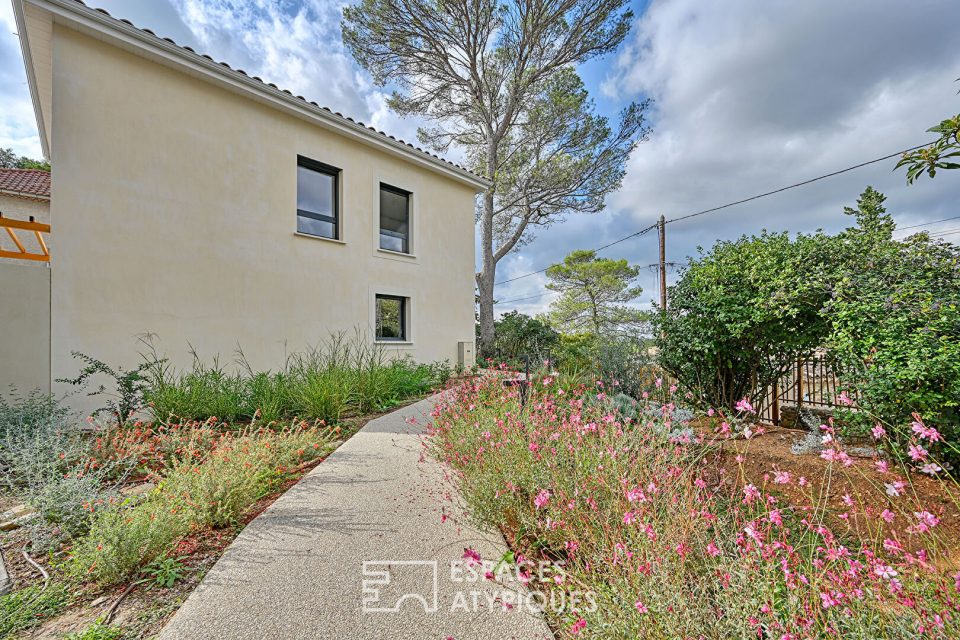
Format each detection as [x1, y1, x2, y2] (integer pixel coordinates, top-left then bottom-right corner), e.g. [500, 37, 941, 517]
[159, 396, 553, 640]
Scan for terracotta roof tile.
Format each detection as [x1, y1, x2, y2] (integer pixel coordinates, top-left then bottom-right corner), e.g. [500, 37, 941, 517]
[67, 0, 484, 182]
[0, 168, 51, 199]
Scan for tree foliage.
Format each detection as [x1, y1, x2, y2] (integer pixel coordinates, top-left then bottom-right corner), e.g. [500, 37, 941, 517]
[0, 147, 49, 171]
[546, 249, 646, 336]
[827, 189, 960, 455]
[655, 186, 960, 461]
[654, 232, 834, 412]
[341, 0, 650, 355]
[492, 311, 559, 362]
[896, 113, 960, 183]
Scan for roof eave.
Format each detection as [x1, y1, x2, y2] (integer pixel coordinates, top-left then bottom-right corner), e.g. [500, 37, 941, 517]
[13, 0, 51, 161]
[23, 0, 492, 192]
[0, 188, 51, 202]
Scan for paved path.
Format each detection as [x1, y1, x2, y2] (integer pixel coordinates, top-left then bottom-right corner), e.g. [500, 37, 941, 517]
[159, 396, 553, 640]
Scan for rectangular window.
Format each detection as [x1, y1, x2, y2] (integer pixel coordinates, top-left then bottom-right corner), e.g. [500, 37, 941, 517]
[376, 294, 407, 341]
[297, 156, 339, 239]
[379, 183, 410, 253]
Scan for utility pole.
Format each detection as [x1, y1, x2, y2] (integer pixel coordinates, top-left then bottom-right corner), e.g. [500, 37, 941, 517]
[658, 214, 667, 311]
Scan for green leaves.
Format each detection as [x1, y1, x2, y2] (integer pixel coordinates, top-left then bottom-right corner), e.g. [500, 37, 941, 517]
[546, 249, 647, 336]
[896, 113, 960, 184]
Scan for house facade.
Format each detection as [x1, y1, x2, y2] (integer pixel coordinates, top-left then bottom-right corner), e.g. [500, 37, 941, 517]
[10, 0, 486, 404]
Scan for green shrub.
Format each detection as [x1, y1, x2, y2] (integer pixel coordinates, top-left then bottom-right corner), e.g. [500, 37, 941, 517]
[0, 583, 71, 638]
[826, 188, 960, 459]
[142, 333, 446, 424]
[70, 495, 191, 585]
[0, 392, 131, 544]
[654, 230, 834, 412]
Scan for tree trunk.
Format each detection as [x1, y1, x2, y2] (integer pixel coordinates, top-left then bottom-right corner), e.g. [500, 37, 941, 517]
[477, 186, 496, 358]
[477, 133, 498, 358]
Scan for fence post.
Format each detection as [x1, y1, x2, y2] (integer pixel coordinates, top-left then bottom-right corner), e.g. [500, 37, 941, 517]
[795, 359, 803, 410]
[772, 379, 780, 426]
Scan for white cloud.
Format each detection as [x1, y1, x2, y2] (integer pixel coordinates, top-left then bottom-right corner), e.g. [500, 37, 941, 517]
[495, 0, 960, 315]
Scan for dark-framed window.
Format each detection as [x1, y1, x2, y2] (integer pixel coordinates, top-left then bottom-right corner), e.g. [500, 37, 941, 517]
[297, 156, 340, 239]
[375, 294, 407, 341]
[379, 183, 410, 253]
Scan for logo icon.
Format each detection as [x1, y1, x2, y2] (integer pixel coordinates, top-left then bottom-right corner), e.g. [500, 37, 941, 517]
[361, 560, 439, 613]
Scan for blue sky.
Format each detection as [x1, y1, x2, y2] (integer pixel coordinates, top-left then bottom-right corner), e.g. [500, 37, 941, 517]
[2, 0, 960, 315]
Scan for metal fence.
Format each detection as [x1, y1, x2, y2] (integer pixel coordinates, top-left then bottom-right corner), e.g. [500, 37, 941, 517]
[757, 354, 851, 426]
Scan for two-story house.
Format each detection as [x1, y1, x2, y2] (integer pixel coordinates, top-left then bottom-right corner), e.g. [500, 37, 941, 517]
[8, 0, 487, 401]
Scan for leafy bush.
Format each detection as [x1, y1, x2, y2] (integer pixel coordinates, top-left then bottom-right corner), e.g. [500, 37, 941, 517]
[70, 494, 191, 585]
[492, 311, 559, 364]
[654, 230, 833, 412]
[826, 189, 960, 460]
[56, 351, 153, 424]
[64, 621, 124, 640]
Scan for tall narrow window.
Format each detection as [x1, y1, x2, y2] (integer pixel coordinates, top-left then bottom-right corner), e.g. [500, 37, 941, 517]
[379, 184, 410, 253]
[376, 294, 407, 341]
[297, 156, 339, 239]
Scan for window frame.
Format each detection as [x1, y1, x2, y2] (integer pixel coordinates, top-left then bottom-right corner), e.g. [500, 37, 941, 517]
[375, 293, 408, 342]
[378, 182, 412, 254]
[296, 155, 341, 241]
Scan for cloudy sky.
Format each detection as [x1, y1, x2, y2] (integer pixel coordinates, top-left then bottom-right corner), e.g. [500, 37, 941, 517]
[2, 0, 959, 314]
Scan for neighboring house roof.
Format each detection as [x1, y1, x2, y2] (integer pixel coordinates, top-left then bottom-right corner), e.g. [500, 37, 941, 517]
[0, 168, 51, 201]
[13, 0, 491, 191]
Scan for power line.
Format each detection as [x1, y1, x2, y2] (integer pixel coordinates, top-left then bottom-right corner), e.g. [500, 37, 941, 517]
[665, 142, 932, 225]
[493, 140, 933, 290]
[494, 222, 658, 285]
[896, 215, 960, 232]
[929, 228, 960, 238]
[495, 291, 553, 305]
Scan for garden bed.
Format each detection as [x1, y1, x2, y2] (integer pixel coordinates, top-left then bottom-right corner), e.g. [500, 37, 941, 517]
[429, 373, 960, 639]
[1, 336, 461, 639]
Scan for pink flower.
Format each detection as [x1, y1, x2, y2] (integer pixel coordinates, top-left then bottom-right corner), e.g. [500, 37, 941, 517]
[634, 600, 648, 614]
[914, 510, 939, 532]
[912, 419, 942, 442]
[462, 547, 481, 566]
[735, 398, 755, 414]
[623, 511, 637, 525]
[742, 484, 761, 505]
[874, 459, 889, 473]
[874, 564, 898, 580]
[528, 442, 539, 452]
[706, 541, 721, 557]
[820, 591, 841, 609]
[773, 470, 792, 485]
[871, 424, 886, 440]
[570, 618, 587, 634]
[769, 509, 783, 527]
[880, 509, 896, 523]
[908, 444, 929, 462]
[534, 489, 551, 509]
[836, 391, 854, 406]
[885, 480, 906, 497]
[627, 487, 646, 503]
[921, 462, 943, 475]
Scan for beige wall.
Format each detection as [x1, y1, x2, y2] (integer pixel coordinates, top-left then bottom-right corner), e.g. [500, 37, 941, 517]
[0, 261, 50, 396]
[48, 26, 476, 406]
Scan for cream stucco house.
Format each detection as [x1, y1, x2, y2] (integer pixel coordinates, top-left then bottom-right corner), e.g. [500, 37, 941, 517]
[7, 0, 486, 402]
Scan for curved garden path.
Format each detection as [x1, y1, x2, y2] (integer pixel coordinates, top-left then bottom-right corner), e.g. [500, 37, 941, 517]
[159, 396, 553, 640]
